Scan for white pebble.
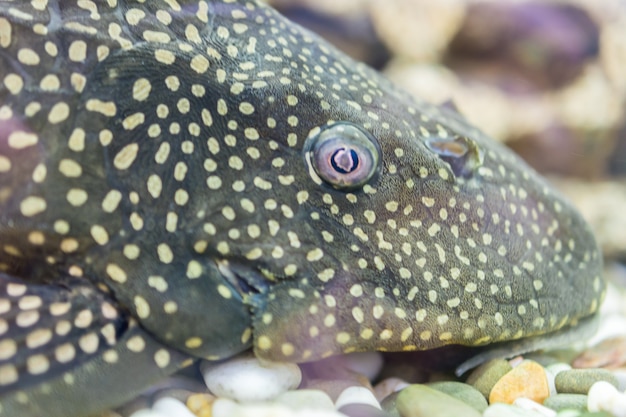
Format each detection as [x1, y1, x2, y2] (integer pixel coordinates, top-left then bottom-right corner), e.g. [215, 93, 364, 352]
[613, 369, 626, 391]
[513, 398, 556, 417]
[201, 353, 301, 402]
[544, 363, 572, 376]
[128, 409, 170, 417]
[334, 386, 381, 410]
[152, 397, 196, 417]
[340, 352, 384, 381]
[275, 389, 335, 411]
[483, 403, 544, 417]
[212, 398, 346, 417]
[588, 380, 626, 417]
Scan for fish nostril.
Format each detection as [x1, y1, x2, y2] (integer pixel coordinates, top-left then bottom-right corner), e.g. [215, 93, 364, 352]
[424, 135, 484, 178]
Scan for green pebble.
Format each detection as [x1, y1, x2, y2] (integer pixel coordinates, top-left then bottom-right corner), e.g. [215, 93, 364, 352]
[380, 391, 401, 417]
[427, 381, 488, 412]
[555, 369, 618, 394]
[396, 384, 482, 417]
[556, 410, 582, 417]
[465, 359, 513, 399]
[543, 393, 588, 411]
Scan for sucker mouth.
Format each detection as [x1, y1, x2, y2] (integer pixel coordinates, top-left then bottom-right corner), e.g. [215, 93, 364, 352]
[216, 259, 271, 308]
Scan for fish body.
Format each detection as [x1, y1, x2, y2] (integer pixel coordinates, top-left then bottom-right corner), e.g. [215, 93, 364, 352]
[0, 1, 604, 415]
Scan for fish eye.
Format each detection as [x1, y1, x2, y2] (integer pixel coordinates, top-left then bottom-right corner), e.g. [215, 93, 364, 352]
[304, 123, 381, 190]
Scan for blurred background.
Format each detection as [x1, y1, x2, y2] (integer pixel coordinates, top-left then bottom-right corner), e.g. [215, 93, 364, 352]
[266, 0, 626, 269]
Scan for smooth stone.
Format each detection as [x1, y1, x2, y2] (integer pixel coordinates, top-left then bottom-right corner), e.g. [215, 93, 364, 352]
[483, 403, 545, 417]
[513, 398, 556, 417]
[304, 379, 372, 402]
[555, 369, 619, 395]
[555, 411, 581, 417]
[211, 398, 346, 417]
[201, 353, 301, 402]
[546, 367, 558, 396]
[335, 386, 381, 410]
[543, 394, 588, 411]
[379, 391, 400, 417]
[587, 380, 626, 417]
[152, 397, 197, 417]
[275, 389, 335, 411]
[341, 352, 384, 381]
[546, 363, 573, 377]
[489, 360, 550, 405]
[186, 393, 216, 417]
[396, 384, 482, 417]
[612, 369, 626, 391]
[466, 358, 513, 398]
[337, 403, 392, 417]
[128, 410, 170, 417]
[427, 381, 488, 412]
[374, 377, 410, 401]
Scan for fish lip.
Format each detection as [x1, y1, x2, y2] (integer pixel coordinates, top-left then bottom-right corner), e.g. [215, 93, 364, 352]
[216, 259, 271, 307]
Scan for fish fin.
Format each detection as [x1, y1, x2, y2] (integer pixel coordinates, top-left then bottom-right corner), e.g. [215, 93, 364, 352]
[0, 272, 190, 417]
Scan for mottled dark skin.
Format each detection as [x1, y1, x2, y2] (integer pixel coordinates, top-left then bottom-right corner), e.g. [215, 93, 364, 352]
[0, 0, 604, 416]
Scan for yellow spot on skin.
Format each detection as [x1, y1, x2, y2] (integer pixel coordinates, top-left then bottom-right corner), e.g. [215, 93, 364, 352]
[114, 143, 139, 170]
[20, 196, 46, 217]
[27, 354, 50, 375]
[55, 343, 76, 364]
[157, 243, 174, 264]
[155, 49, 175, 64]
[86, 99, 117, 116]
[126, 335, 146, 352]
[134, 296, 150, 319]
[90, 225, 109, 245]
[185, 337, 202, 349]
[132, 78, 152, 101]
[106, 263, 127, 283]
[154, 349, 171, 368]
[8, 131, 38, 149]
[78, 333, 100, 353]
[68, 40, 87, 61]
[217, 284, 232, 299]
[258, 335, 272, 350]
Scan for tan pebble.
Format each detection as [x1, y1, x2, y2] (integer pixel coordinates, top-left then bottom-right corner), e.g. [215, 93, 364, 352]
[373, 377, 410, 401]
[186, 393, 215, 417]
[489, 360, 549, 404]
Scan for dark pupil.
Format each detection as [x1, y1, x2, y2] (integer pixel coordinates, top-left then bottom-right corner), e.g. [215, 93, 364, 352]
[330, 147, 359, 174]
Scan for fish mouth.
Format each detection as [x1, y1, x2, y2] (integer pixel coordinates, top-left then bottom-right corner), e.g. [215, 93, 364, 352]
[216, 259, 272, 308]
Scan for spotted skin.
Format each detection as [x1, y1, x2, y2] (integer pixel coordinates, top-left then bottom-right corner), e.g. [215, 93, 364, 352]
[0, 0, 604, 415]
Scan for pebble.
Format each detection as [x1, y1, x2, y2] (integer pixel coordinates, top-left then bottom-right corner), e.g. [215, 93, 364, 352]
[379, 391, 400, 417]
[275, 389, 335, 411]
[152, 397, 197, 417]
[186, 393, 215, 417]
[587, 380, 626, 416]
[337, 403, 391, 417]
[426, 381, 488, 412]
[466, 358, 513, 398]
[554, 369, 618, 395]
[340, 352, 384, 381]
[543, 393, 588, 411]
[200, 353, 301, 402]
[395, 384, 482, 417]
[483, 403, 544, 417]
[335, 385, 381, 410]
[489, 360, 550, 405]
[373, 377, 410, 401]
[211, 398, 346, 417]
[513, 398, 556, 417]
[128, 410, 170, 417]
